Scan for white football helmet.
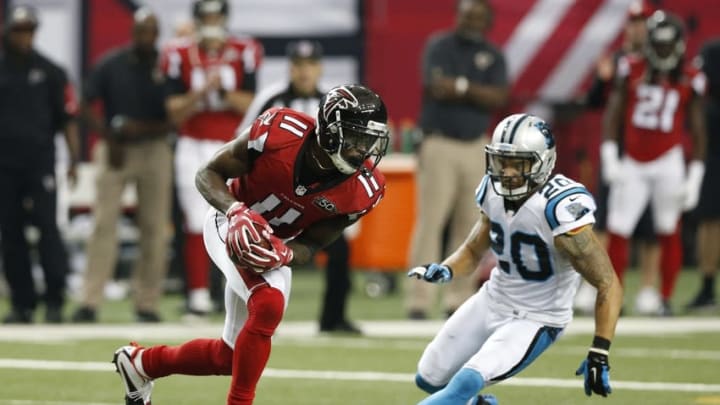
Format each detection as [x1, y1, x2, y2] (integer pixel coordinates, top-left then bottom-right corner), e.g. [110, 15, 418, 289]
[485, 114, 557, 200]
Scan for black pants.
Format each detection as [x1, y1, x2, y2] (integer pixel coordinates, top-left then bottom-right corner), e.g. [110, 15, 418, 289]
[0, 165, 69, 312]
[319, 235, 351, 328]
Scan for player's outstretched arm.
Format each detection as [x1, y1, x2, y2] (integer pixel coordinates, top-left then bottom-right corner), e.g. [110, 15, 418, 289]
[555, 225, 622, 397]
[408, 213, 491, 283]
[195, 127, 252, 214]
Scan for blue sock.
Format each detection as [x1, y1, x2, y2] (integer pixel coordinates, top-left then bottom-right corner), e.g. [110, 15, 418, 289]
[418, 368, 485, 405]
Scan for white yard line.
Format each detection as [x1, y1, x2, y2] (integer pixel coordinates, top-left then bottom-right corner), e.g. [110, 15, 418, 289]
[1, 358, 719, 394]
[0, 318, 719, 342]
[0, 401, 116, 405]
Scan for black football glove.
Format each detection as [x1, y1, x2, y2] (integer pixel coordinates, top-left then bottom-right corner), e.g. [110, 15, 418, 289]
[575, 338, 612, 397]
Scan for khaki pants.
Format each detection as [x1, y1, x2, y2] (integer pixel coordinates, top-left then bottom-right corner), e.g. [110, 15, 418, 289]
[405, 134, 488, 314]
[80, 138, 173, 312]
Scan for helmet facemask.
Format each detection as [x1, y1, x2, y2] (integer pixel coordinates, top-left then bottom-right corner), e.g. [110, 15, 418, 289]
[486, 147, 545, 200]
[319, 109, 389, 175]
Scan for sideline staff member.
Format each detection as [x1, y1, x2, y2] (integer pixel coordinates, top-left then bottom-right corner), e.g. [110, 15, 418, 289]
[71, 8, 173, 323]
[0, 5, 81, 324]
[406, 0, 509, 319]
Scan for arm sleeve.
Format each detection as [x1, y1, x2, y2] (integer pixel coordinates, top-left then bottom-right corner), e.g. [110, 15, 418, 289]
[544, 188, 597, 236]
[420, 35, 447, 86]
[52, 67, 77, 131]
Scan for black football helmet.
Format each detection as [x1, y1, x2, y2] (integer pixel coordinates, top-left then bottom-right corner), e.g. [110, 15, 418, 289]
[645, 10, 685, 72]
[192, 0, 229, 41]
[317, 85, 390, 174]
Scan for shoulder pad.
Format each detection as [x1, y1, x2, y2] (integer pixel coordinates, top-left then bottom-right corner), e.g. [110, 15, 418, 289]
[475, 175, 491, 207]
[544, 186, 596, 234]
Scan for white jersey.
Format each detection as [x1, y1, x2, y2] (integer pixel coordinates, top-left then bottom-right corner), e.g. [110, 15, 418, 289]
[475, 173, 596, 326]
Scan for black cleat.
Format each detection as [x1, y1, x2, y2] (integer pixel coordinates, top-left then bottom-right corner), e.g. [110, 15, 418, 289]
[71, 306, 97, 323]
[2, 309, 33, 324]
[685, 294, 717, 312]
[320, 320, 363, 335]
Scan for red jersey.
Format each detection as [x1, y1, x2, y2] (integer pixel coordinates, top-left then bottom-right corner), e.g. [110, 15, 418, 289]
[161, 36, 263, 141]
[229, 108, 386, 240]
[619, 55, 706, 161]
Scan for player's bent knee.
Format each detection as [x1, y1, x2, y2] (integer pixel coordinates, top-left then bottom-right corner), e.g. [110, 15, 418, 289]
[246, 286, 285, 337]
[415, 373, 445, 394]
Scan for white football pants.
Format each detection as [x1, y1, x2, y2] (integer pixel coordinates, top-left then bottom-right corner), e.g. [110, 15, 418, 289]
[417, 285, 563, 388]
[203, 208, 292, 348]
[607, 146, 685, 237]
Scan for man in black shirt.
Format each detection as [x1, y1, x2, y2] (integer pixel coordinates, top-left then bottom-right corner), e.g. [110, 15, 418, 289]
[71, 8, 173, 323]
[406, 0, 509, 320]
[687, 37, 720, 311]
[0, 5, 80, 323]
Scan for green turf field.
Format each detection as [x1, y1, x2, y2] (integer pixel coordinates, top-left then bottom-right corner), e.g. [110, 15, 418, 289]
[0, 269, 719, 404]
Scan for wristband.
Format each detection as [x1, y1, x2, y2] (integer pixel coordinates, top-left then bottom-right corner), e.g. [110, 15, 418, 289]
[592, 335, 611, 351]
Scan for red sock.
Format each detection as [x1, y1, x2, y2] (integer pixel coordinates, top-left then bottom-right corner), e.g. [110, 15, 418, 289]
[185, 232, 210, 290]
[141, 338, 233, 378]
[607, 233, 629, 283]
[227, 286, 285, 405]
[659, 229, 683, 300]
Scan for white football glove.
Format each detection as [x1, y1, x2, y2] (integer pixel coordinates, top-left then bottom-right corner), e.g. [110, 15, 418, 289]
[600, 140, 622, 185]
[682, 160, 705, 212]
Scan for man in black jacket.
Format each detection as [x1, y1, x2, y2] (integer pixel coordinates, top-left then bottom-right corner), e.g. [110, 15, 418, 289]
[0, 5, 80, 323]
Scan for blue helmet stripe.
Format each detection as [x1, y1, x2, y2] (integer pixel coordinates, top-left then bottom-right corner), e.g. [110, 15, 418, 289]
[507, 114, 529, 144]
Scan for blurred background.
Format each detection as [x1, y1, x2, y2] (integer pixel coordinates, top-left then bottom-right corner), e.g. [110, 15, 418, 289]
[1, 0, 719, 314]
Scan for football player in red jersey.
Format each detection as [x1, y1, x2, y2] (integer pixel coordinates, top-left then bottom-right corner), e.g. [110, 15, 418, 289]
[161, 0, 264, 316]
[111, 85, 390, 405]
[602, 11, 707, 316]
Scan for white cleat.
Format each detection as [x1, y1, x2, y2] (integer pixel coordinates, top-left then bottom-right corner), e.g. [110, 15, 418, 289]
[634, 286, 662, 316]
[112, 343, 153, 405]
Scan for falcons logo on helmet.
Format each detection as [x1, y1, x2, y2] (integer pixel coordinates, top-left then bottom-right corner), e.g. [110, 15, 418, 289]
[321, 86, 359, 121]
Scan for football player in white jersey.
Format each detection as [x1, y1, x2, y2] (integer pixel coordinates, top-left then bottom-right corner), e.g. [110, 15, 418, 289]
[408, 114, 623, 405]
